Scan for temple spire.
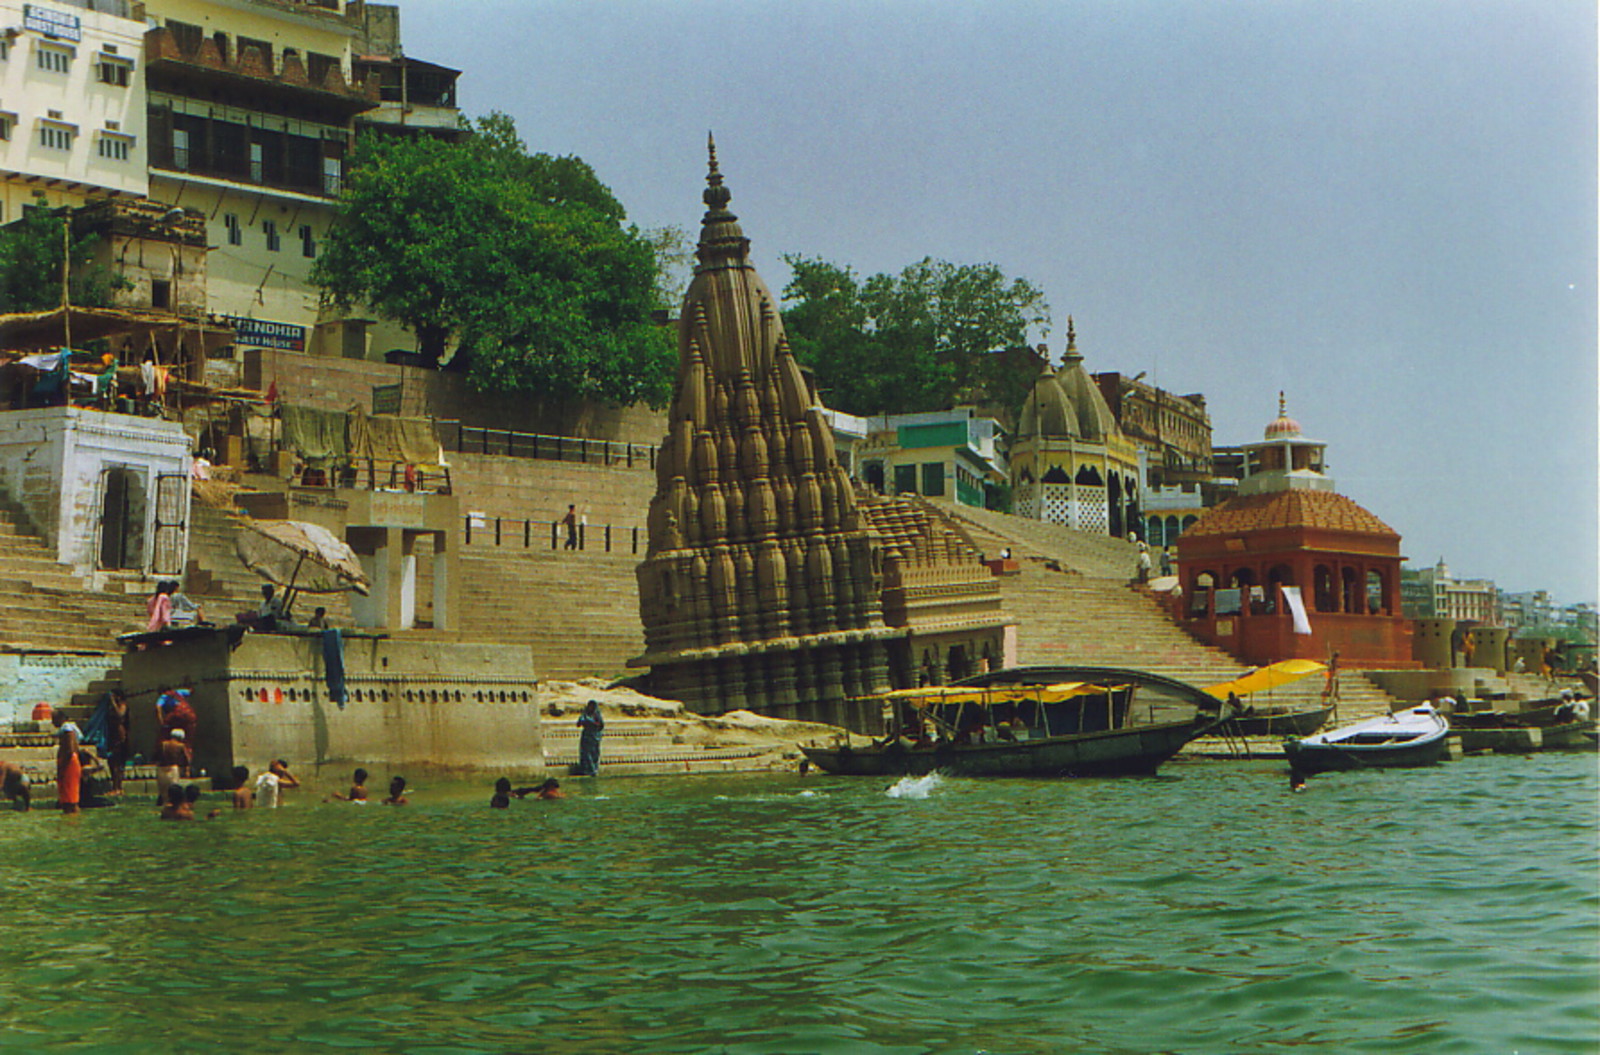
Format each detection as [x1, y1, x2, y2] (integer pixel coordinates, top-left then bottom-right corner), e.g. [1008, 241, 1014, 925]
[1063, 316, 1081, 365]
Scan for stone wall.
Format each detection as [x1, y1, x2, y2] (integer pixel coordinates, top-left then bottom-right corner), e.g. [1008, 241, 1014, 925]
[243, 347, 667, 445]
[120, 631, 544, 776]
[0, 654, 120, 723]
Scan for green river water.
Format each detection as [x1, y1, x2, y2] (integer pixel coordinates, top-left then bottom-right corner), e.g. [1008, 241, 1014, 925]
[0, 753, 1594, 1054]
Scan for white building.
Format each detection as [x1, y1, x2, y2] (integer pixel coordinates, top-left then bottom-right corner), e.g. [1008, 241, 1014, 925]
[0, 0, 149, 221]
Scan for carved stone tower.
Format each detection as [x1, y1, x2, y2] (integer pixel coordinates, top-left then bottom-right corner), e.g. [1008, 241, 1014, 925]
[631, 142, 896, 720]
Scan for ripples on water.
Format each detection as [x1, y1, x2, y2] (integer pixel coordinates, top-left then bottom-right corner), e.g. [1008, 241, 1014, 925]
[0, 755, 1593, 1054]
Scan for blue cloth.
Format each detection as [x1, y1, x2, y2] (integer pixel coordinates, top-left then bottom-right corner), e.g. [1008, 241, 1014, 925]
[81, 693, 113, 754]
[322, 627, 347, 708]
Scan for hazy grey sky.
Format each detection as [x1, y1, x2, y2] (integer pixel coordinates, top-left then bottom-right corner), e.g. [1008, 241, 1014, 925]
[401, 0, 1597, 600]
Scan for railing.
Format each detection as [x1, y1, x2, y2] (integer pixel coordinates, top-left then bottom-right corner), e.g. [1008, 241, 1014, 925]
[295, 459, 452, 495]
[442, 422, 658, 470]
[462, 516, 640, 555]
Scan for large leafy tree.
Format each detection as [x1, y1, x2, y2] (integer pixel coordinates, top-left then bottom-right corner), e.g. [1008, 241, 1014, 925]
[313, 113, 673, 407]
[0, 199, 127, 313]
[780, 255, 1049, 417]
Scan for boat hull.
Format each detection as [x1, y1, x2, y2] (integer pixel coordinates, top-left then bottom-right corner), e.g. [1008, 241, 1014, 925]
[1215, 706, 1332, 738]
[801, 719, 1207, 778]
[1284, 730, 1448, 773]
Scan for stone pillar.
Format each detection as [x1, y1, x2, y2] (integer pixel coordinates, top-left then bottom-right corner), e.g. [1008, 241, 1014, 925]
[431, 528, 454, 631]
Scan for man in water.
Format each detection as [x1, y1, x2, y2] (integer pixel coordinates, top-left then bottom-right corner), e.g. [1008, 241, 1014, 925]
[269, 760, 301, 792]
[534, 778, 564, 800]
[382, 776, 408, 806]
[230, 767, 254, 810]
[490, 778, 513, 809]
[153, 729, 188, 805]
[255, 767, 281, 809]
[1, 761, 31, 811]
[330, 768, 368, 802]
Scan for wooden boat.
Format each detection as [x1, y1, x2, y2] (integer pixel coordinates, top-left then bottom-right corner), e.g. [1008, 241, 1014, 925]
[1284, 704, 1450, 774]
[1215, 705, 1333, 738]
[801, 678, 1228, 778]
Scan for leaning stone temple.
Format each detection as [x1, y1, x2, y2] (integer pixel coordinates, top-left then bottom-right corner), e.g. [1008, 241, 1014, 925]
[632, 144, 900, 726]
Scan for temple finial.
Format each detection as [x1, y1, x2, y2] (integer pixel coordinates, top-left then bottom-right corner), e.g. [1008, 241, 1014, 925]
[703, 132, 731, 212]
[1066, 316, 1076, 352]
[1278, 390, 1286, 417]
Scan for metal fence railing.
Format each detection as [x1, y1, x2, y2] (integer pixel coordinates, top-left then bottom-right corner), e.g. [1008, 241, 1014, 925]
[442, 422, 658, 470]
[462, 516, 641, 554]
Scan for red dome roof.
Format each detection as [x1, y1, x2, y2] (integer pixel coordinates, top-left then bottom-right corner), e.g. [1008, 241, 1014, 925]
[1183, 489, 1398, 539]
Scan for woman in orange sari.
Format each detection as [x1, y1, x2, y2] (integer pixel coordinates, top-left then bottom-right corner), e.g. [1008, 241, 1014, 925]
[55, 713, 82, 814]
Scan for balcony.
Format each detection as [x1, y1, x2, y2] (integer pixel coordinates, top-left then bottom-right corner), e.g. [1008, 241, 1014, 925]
[144, 26, 377, 120]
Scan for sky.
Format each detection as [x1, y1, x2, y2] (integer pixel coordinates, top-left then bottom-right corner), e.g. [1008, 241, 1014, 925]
[398, 0, 1597, 602]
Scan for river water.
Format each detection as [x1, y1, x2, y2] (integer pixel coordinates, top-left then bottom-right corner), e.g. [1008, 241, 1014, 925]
[0, 753, 1594, 1054]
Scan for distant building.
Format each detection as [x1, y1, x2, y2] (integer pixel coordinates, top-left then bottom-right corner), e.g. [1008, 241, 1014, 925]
[855, 407, 1006, 510]
[353, 4, 467, 142]
[1009, 319, 1142, 537]
[1400, 558, 1500, 625]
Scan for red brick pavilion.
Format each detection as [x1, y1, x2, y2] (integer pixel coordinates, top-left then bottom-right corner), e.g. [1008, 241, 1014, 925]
[1174, 398, 1415, 669]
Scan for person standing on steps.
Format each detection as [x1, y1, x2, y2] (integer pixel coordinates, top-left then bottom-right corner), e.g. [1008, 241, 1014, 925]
[54, 711, 83, 815]
[575, 700, 605, 776]
[562, 504, 579, 551]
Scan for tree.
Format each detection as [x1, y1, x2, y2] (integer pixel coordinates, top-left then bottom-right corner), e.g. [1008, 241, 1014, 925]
[312, 112, 674, 406]
[0, 200, 127, 314]
[780, 255, 1049, 417]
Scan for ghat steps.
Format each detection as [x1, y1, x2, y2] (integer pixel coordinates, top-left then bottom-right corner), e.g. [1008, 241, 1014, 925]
[0, 493, 144, 653]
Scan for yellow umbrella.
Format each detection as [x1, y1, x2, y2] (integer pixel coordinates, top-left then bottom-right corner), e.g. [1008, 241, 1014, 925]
[1203, 659, 1326, 700]
[876, 682, 1116, 707]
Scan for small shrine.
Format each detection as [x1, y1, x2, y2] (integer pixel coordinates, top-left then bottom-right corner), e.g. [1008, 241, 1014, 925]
[1009, 320, 1143, 538]
[1174, 396, 1414, 668]
[632, 143, 899, 726]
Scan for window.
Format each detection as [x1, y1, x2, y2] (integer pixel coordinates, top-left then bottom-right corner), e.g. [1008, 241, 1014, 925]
[39, 124, 74, 151]
[224, 213, 241, 246]
[322, 156, 342, 195]
[300, 225, 316, 258]
[0, 114, 12, 142]
[167, 19, 203, 55]
[263, 220, 280, 252]
[921, 462, 945, 497]
[97, 56, 133, 87]
[250, 142, 263, 183]
[237, 36, 272, 70]
[36, 44, 72, 74]
[150, 279, 171, 310]
[893, 464, 918, 495]
[171, 128, 190, 171]
[307, 52, 338, 84]
[0, 39, 10, 61]
[97, 135, 130, 161]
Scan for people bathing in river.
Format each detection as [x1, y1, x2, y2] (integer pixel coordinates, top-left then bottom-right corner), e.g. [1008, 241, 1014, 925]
[231, 767, 254, 810]
[575, 701, 605, 776]
[269, 759, 301, 790]
[330, 769, 369, 802]
[490, 778, 513, 809]
[153, 730, 188, 804]
[159, 783, 190, 821]
[383, 776, 408, 806]
[534, 778, 564, 800]
[156, 688, 197, 769]
[2, 761, 31, 811]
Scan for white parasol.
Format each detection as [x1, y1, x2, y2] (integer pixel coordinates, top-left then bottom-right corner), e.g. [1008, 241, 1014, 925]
[235, 519, 370, 596]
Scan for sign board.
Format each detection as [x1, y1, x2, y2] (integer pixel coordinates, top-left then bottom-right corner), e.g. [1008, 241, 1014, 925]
[223, 316, 306, 352]
[24, 5, 81, 42]
[371, 383, 403, 416]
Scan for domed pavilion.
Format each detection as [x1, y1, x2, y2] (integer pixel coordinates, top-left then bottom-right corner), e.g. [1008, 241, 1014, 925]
[1009, 320, 1143, 538]
[1173, 396, 1415, 668]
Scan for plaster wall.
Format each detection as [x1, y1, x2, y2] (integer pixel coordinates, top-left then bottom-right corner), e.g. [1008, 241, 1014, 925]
[0, 653, 118, 722]
[120, 631, 543, 776]
[0, 407, 191, 576]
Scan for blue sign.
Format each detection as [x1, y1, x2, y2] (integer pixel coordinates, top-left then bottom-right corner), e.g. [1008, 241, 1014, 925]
[224, 316, 306, 352]
[23, 5, 81, 43]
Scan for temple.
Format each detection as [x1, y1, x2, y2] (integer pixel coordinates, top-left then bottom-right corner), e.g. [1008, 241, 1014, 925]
[1174, 396, 1415, 668]
[1009, 320, 1143, 538]
[631, 141, 900, 725]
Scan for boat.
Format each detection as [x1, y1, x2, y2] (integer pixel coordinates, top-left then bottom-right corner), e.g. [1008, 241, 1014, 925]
[800, 678, 1229, 778]
[1215, 704, 1334, 738]
[1284, 704, 1450, 774]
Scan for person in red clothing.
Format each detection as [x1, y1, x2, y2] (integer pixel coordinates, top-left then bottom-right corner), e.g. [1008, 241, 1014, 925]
[145, 580, 175, 633]
[54, 712, 82, 814]
[156, 688, 198, 770]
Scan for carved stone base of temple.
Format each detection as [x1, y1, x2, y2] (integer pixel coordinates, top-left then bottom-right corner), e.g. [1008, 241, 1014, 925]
[640, 630, 901, 731]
